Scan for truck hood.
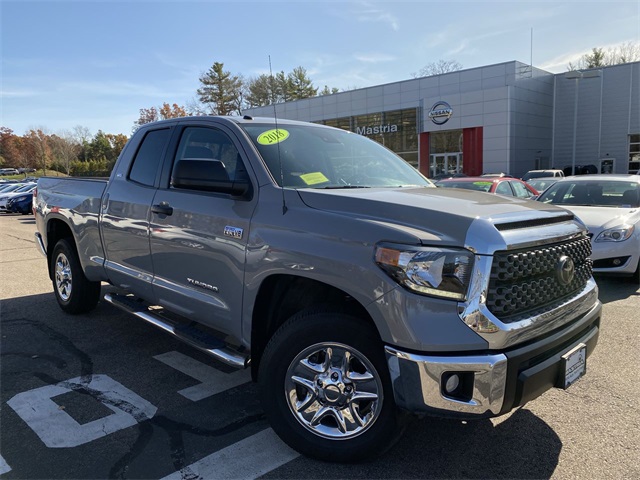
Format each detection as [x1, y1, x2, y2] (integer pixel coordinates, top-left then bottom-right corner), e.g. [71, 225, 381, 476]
[297, 187, 579, 250]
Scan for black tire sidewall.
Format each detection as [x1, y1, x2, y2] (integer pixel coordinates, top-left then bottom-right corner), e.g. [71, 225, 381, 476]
[51, 239, 100, 314]
[258, 310, 400, 462]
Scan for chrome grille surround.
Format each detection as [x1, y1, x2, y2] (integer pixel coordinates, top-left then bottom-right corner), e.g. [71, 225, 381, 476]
[458, 215, 600, 351]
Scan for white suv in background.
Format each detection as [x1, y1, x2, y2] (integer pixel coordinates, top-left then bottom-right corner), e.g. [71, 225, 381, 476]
[522, 169, 565, 181]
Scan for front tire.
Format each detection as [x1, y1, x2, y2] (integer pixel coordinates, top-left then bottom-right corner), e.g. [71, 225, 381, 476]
[258, 309, 403, 462]
[51, 238, 101, 314]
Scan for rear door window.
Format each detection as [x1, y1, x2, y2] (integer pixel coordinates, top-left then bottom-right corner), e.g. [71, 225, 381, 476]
[129, 128, 171, 187]
[511, 181, 533, 198]
[495, 181, 513, 196]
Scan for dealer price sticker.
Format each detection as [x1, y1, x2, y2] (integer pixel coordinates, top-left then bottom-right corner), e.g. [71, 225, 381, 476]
[562, 343, 587, 389]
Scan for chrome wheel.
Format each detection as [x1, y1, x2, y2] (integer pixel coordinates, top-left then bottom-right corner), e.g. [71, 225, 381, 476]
[285, 342, 383, 439]
[55, 252, 72, 302]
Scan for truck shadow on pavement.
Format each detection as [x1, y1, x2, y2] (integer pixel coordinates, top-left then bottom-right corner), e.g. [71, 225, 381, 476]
[277, 409, 561, 479]
[594, 275, 639, 303]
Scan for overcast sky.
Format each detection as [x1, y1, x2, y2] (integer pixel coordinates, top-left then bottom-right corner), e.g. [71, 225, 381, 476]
[2, 0, 639, 136]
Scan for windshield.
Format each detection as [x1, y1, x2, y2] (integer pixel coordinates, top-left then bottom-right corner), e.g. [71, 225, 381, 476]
[538, 181, 640, 207]
[527, 179, 557, 192]
[14, 184, 35, 193]
[437, 180, 493, 192]
[241, 123, 433, 189]
[0, 184, 23, 193]
[523, 171, 554, 180]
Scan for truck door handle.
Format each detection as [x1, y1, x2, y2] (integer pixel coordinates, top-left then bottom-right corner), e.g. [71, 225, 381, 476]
[151, 203, 173, 216]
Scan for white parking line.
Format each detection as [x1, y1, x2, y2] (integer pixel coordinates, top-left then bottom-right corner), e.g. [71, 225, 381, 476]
[153, 351, 251, 401]
[6, 374, 157, 448]
[0, 454, 11, 474]
[160, 428, 299, 480]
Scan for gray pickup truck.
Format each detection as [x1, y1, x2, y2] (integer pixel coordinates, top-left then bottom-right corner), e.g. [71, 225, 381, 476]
[35, 116, 601, 461]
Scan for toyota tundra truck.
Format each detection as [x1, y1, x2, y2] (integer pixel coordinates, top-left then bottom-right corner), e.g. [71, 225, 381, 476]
[34, 116, 601, 461]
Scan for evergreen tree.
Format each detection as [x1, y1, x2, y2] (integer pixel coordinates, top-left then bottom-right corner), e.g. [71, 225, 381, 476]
[246, 74, 275, 107]
[288, 66, 318, 100]
[197, 62, 243, 115]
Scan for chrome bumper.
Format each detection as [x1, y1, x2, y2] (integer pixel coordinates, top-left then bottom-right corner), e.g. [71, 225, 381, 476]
[385, 347, 507, 416]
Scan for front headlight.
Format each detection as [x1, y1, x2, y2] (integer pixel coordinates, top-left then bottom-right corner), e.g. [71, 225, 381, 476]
[375, 244, 474, 300]
[595, 225, 634, 242]
[12, 196, 28, 202]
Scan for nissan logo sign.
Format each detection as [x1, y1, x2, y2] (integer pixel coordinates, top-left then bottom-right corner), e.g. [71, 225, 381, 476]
[556, 255, 575, 286]
[428, 101, 453, 125]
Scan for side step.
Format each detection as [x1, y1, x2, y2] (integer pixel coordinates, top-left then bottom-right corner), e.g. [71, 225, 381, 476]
[104, 293, 250, 369]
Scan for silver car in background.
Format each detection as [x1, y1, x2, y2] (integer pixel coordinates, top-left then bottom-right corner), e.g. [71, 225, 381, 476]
[537, 175, 640, 283]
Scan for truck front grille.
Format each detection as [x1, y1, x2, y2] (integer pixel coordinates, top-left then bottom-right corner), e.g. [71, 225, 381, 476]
[486, 236, 592, 321]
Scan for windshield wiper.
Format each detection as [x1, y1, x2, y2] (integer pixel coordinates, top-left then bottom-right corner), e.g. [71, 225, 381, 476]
[321, 185, 371, 189]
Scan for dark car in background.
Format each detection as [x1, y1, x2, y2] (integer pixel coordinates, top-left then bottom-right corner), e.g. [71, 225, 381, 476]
[6, 192, 34, 215]
[436, 176, 539, 199]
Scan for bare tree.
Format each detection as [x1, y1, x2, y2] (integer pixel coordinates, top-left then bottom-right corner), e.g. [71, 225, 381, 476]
[51, 131, 79, 175]
[185, 97, 208, 116]
[72, 125, 92, 162]
[610, 41, 640, 64]
[412, 60, 463, 78]
[567, 42, 640, 70]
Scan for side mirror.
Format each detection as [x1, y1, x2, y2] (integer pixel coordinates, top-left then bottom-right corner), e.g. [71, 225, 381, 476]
[172, 159, 250, 197]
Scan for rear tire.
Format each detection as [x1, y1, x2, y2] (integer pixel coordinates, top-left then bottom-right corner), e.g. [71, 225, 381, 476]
[51, 238, 101, 314]
[258, 309, 404, 462]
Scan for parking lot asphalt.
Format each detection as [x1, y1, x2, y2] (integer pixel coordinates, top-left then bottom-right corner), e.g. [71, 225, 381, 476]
[0, 213, 638, 479]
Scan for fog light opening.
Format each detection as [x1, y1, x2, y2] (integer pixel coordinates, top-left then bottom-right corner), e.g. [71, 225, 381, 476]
[441, 371, 475, 402]
[612, 258, 622, 266]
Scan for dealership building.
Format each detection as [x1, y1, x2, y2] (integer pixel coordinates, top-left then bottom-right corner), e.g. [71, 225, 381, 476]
[244, 60, 640, 178]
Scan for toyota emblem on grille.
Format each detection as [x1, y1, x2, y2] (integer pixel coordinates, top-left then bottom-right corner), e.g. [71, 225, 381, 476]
[556, 256, 575, 285]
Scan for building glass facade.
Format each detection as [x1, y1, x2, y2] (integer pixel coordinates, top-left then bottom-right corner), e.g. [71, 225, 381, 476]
[629, 134, 640, 174]
[318, 108, 419, 168]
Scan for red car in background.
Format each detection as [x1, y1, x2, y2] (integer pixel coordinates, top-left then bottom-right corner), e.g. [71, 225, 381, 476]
[435, 176, 539, 199]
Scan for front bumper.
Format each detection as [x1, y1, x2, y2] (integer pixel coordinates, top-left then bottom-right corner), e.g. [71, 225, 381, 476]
[385, 299, 601, 417]
[591, 237, 639, 275]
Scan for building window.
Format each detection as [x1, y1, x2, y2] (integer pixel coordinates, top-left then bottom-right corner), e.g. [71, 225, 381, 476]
[429, 130, 463, 154]
[316, 108, 419, 168]
[629, 134, 640, 174]
[429, 130, 463, 178]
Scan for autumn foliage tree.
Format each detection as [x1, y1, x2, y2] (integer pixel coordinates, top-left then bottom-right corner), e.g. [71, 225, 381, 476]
[0, 127, 21, 168]
[25, 129, 52, 174]
[0, 125, 130, 177]
[134, 102, 190, 130]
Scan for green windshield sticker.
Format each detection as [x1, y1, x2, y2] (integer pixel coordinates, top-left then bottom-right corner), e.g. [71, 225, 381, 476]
[257, 129, 290, 145]
[300, 172, 329, 185]
[473, 182, 493, 186]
